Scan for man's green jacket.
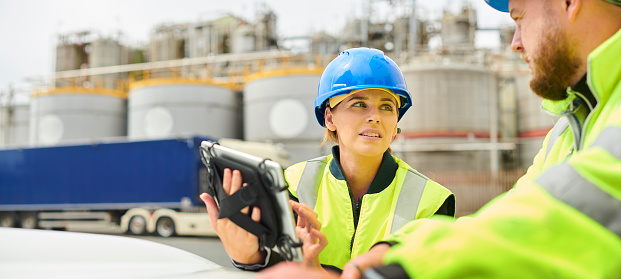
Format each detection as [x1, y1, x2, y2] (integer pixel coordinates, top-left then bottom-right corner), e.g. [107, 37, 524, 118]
[381, 28, 621, 278]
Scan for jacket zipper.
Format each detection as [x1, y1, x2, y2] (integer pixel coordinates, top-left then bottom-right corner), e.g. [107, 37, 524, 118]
[565, 86, 599, 153]
[577, 73, 600, 150]
[347, 184, 363, 253]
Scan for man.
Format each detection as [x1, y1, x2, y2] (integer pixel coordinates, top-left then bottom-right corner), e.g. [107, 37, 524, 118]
[256, 0, 621, 278]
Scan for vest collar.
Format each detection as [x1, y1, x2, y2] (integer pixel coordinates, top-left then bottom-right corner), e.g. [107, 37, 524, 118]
[541, 74, 596, 116]
[329, 146, 399, 194]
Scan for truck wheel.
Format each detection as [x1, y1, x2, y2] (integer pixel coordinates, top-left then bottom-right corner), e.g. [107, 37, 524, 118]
[0, 213, 16, 227]
[155, 217, 176, 237]
[128, 216, 147, 235]
[19, 212, 38, 229]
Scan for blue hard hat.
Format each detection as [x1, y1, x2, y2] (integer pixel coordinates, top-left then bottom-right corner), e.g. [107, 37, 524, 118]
[314, 47, 412, 127]
[485, 0, 509, 12]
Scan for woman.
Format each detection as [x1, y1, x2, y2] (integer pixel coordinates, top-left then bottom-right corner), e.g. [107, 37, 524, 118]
[201, 47, 455, 273]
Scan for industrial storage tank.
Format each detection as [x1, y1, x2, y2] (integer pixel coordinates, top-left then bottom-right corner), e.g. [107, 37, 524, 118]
[398, 62, 494, 144]
[29, 89, 127, 145]
[396, 63, 494, 173]
[0, 104, 30, 146]
[243, 68, 326, 164]
[127, 79, 241, 140]
[394, 61, 506, 216]
[515, 72, 555, 169]
[149, 24, 189, 61]
[55, 44, 86, 72]
[90, 38, 124, 89]
[232, 25, 255, 53]
[440, 4, 477, 49]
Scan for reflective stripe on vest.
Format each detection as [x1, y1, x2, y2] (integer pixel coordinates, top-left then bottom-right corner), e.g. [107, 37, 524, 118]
[295, 156, 429, 234]
[296, 156, 328, 210]
[536, 126, 621, 237]
[390, 169, 428, 234]
[545, 117, 570, 161]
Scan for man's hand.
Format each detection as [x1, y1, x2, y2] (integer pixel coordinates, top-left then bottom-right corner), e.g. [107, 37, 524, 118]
[255, 261, 339, 279]
[341, 243, 391, 279]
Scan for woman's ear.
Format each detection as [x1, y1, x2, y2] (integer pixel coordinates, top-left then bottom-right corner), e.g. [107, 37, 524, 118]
[325, 107, 337, 131]
[391, 125, 399, 142]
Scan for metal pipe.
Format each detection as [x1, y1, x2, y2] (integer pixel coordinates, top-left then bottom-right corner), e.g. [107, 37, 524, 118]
[51, 50, 294, 79]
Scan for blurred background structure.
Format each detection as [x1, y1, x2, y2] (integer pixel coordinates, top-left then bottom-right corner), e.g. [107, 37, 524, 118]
[0, 0, 556, 218]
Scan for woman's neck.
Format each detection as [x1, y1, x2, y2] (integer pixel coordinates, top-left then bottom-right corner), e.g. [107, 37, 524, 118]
[337, 148, 384, 202]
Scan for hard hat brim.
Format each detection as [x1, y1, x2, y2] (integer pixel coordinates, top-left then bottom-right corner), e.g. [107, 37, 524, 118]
[485, 0, 509, 12]
[314, 85, 412, 127]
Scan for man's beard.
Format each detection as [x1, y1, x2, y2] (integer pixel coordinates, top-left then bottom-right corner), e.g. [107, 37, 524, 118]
[529, 22, 582, 101]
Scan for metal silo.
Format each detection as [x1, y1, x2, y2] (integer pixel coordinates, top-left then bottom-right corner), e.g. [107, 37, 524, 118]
[243, 69, 326, 164]
[55, 44, 85, 72]
[232, 25, 255, 54]
[90, 38, 124, 89]
[0, 104, 29, 146]
[440, 3, 477, 50]
[127, 80, 240, 140]
[515, 72, 555, 169]
[400, 63, 493, 137]
[149, 24, 189, 61]
[395, 62, 496, 173]
[29, 90, 127, 145]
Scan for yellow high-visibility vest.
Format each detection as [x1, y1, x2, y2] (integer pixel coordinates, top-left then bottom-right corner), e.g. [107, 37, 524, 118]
[286, 149, 454, 270]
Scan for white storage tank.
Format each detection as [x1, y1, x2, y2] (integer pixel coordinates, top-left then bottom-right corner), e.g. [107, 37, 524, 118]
[0, 104, 30, 146]
[55, 44, 85, 72]
[243, 69, 326, 164]
[127, 80, 240, 140]
[395, 62, 496, 173]
[399, 62, 493, 138]
[29, 89, 127, 145]
[232, 25, 255, 53]
[90, 38, 124, 89]
[515, 72, 555, 169]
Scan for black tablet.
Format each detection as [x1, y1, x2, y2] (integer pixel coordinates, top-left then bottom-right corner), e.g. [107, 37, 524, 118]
[199, 140, 302, 262]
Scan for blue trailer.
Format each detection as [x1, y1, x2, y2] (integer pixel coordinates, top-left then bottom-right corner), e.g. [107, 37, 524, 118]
[0, 136, 217, 237]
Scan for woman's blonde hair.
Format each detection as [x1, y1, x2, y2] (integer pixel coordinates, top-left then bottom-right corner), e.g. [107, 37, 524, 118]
[320, 128, 338, 147]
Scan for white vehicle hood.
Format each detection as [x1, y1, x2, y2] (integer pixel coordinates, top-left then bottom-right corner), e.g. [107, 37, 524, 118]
[0, 227, 254, 279]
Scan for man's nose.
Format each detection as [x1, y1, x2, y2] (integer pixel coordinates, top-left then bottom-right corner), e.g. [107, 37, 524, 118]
[511, 25, 524, 52]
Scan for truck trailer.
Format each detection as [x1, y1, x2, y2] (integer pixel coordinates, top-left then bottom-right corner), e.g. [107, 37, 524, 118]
[0, 136, 290, 237]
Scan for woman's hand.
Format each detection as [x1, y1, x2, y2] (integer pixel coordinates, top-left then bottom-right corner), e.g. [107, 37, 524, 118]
[200, 168, 266, 265]
[290, 200, 327, 268]
[340, 243, 391, 279]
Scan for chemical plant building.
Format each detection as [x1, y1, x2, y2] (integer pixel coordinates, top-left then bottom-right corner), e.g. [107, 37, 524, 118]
[0, 3, 553, 216]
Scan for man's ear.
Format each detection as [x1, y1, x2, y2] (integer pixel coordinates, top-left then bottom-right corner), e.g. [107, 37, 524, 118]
[565, 0, 582, 22]
[325, 107, 337, 131]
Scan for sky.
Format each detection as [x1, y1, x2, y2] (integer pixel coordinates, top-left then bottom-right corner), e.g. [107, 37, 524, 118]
[0, 0, 513, 99]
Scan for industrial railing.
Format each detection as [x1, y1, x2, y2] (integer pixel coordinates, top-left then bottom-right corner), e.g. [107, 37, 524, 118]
[426, 169, 527, 217]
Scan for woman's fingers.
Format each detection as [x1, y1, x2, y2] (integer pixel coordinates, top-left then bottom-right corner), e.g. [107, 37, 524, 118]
[296, 208, 308, 229]
[230, 169, 243, 194]
[251, 206, 261, 222]
[223, 169, 250, 215]
[314, 229, 328, 248]
[295, 204, 321, 230]
[222, 168, 232, 195]
[291, 201, 318, 218]
[307, 228, 327, 245]
[223, 169, 244, 196]
[200, 193, 219, 232]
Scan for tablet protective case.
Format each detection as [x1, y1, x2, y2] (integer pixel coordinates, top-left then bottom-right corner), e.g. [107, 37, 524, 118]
[199, 141, 302, 261]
